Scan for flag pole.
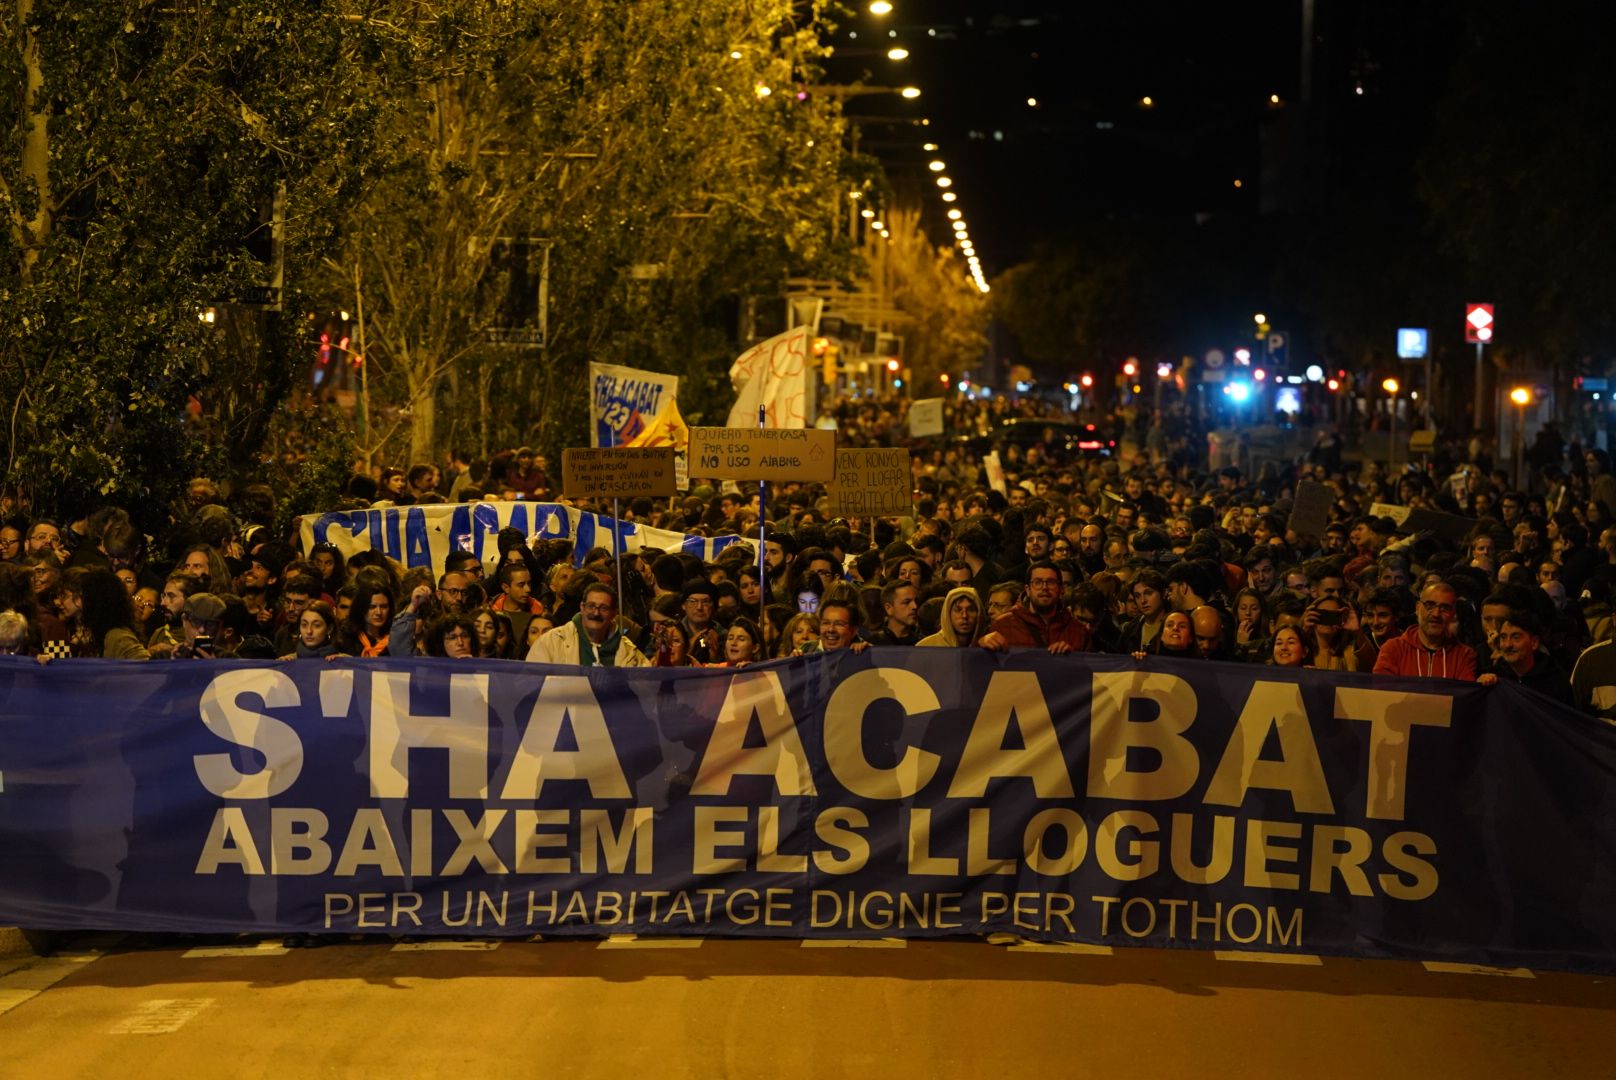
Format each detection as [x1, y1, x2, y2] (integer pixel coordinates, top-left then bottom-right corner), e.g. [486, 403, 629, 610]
[608, 428, 626, 636]
[757, 404, 767, 636]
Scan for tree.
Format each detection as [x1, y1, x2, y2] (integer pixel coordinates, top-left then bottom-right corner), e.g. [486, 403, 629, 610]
[0, 3, 376, 524]
[876, 205, 988, 387]
[324, 0, 859, 466]
[1417, 0, 1616, 361]
[991, 217, 1264, 376]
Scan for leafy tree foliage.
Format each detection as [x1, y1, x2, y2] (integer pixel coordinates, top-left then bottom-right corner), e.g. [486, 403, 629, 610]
[325, 0, 861, 465]
[879, 206, 988, 387]
[0, 2, 374, 525]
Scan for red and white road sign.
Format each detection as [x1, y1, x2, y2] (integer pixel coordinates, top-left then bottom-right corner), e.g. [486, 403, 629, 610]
[1465, 303, 1495, 344]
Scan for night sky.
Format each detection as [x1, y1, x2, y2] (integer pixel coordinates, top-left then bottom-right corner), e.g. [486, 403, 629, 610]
[825, 1, 1459, 275]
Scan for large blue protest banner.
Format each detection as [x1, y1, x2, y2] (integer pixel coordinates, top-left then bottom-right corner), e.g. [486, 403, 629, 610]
[2, 651, 1615, 972]
[298, 501, 743, 577]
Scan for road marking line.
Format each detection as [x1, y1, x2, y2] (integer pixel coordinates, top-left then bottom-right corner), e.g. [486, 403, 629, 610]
[0, 953, 103, 1019]
[1422, 961, 1535, 979]
[801, 939, 908, 949]
[1006, 942, 1114, 956]
[391, 940, 502, 952]
[597, 935, 702, 950]
[182, 940, 290, 959]
[1214, 950, 1323, 966]
[108, 998, 214, 1035]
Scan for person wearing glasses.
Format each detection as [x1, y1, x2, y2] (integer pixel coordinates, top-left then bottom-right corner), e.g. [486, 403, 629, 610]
[436, 569, 471, 613]
[526, 583, 648, 667]
[0, 520, 23, 563]
[679, 580, 723, 664]
[977, 563, 1091, 655]
[423, 614, 479, 659]
[1371, 582, 1477, 681]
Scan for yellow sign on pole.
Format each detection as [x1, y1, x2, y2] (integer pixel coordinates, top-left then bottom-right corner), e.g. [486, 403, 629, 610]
[561, 447, 678, 499]
[686, 427, 836, 482]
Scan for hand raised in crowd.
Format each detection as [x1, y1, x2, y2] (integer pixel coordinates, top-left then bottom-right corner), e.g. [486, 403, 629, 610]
[409, 584, 433, 612]
[978, 631, 1007, 652]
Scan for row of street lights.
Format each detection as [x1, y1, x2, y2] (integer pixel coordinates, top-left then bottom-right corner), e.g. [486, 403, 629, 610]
[847, 0, 986, 293]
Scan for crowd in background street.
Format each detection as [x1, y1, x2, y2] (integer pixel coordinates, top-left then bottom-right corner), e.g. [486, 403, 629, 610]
[4, 391, 1616, 724]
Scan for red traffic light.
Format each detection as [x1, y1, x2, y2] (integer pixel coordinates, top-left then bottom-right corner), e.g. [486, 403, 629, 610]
[1079, 373, 1094, 388]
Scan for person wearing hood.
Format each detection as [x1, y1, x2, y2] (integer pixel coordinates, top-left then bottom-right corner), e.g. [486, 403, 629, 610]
[1371, 582, 1477, 681]
[1477, 610, 1572, 705]
[919, 586, 982, 647]
[978, 562, 1091, 655]
[527, 583, 649, 667]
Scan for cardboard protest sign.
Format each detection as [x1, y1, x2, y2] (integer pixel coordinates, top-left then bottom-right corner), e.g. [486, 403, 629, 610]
[561, 447, 677, 499]
[828, 448, 912, 517]
[687, 427, 835, 483]
[908, 398, 945, 438]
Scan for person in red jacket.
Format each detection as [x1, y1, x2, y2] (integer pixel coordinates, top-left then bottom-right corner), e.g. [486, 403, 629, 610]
[978, 562, 1091, 655]
[1371, 582, 1477, 681]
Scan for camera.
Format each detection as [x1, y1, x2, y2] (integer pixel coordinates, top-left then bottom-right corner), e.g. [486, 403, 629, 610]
[1314, 609, 1343, 627]
[192, 634, 215, 653]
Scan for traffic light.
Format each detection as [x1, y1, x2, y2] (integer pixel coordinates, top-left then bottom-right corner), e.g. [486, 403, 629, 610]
[1122, 358, 1138, 378]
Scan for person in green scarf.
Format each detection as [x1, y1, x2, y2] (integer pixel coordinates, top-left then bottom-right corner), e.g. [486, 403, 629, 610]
[525, 583, 649, 667]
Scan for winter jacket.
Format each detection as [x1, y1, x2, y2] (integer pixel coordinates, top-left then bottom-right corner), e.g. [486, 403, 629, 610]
[1370, 626, 1477, 681]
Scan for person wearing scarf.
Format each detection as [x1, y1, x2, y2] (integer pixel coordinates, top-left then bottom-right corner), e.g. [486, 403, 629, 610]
[526, 583, 649, 667]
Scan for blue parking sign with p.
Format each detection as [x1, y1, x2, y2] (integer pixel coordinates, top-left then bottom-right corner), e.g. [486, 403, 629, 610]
[1397, 327, 1429, 359]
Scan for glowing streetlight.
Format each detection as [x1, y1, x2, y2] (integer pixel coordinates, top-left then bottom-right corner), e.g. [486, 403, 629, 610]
[869, 0, 893, 13]
[929, 160, 946, 171]
[923, 142, 938, 151]
[1509, 387, 1533, 487]
[1253, 313, 1267, 325]
[1140, 95, 1154, 107]
[935, 176, 952, 188]
[860, 209, 874, 219]
[1026, 97, 1038, 108]
[899, 86, 921, 99]
[887, 47, 909, 60]
[1384, 377, 1402, 469]
[947, 209, 961, 220]
[941, 192, 956, 203]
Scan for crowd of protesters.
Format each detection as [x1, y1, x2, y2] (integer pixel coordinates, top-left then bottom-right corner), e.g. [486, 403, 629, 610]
[3, 391, 1616, 723]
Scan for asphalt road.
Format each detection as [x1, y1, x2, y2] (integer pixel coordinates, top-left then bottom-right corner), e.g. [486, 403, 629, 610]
[0, 934, 1610, 1078]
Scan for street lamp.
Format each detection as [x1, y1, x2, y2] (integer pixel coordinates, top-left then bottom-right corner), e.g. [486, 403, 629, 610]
[869, 1, 893, 13]
[1383, 377, 1401, 473]
[887, 47, 909, 60]
[1509, 387, 1533, 490]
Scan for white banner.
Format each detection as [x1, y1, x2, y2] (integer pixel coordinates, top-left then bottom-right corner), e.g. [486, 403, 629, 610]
[726, 325, 812, 428]
[589, 362, 681, 448]
[299, 501, 743, 577]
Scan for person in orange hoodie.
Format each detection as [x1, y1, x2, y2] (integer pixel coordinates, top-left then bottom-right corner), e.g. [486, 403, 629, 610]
[1371, 582, 1476, 681]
